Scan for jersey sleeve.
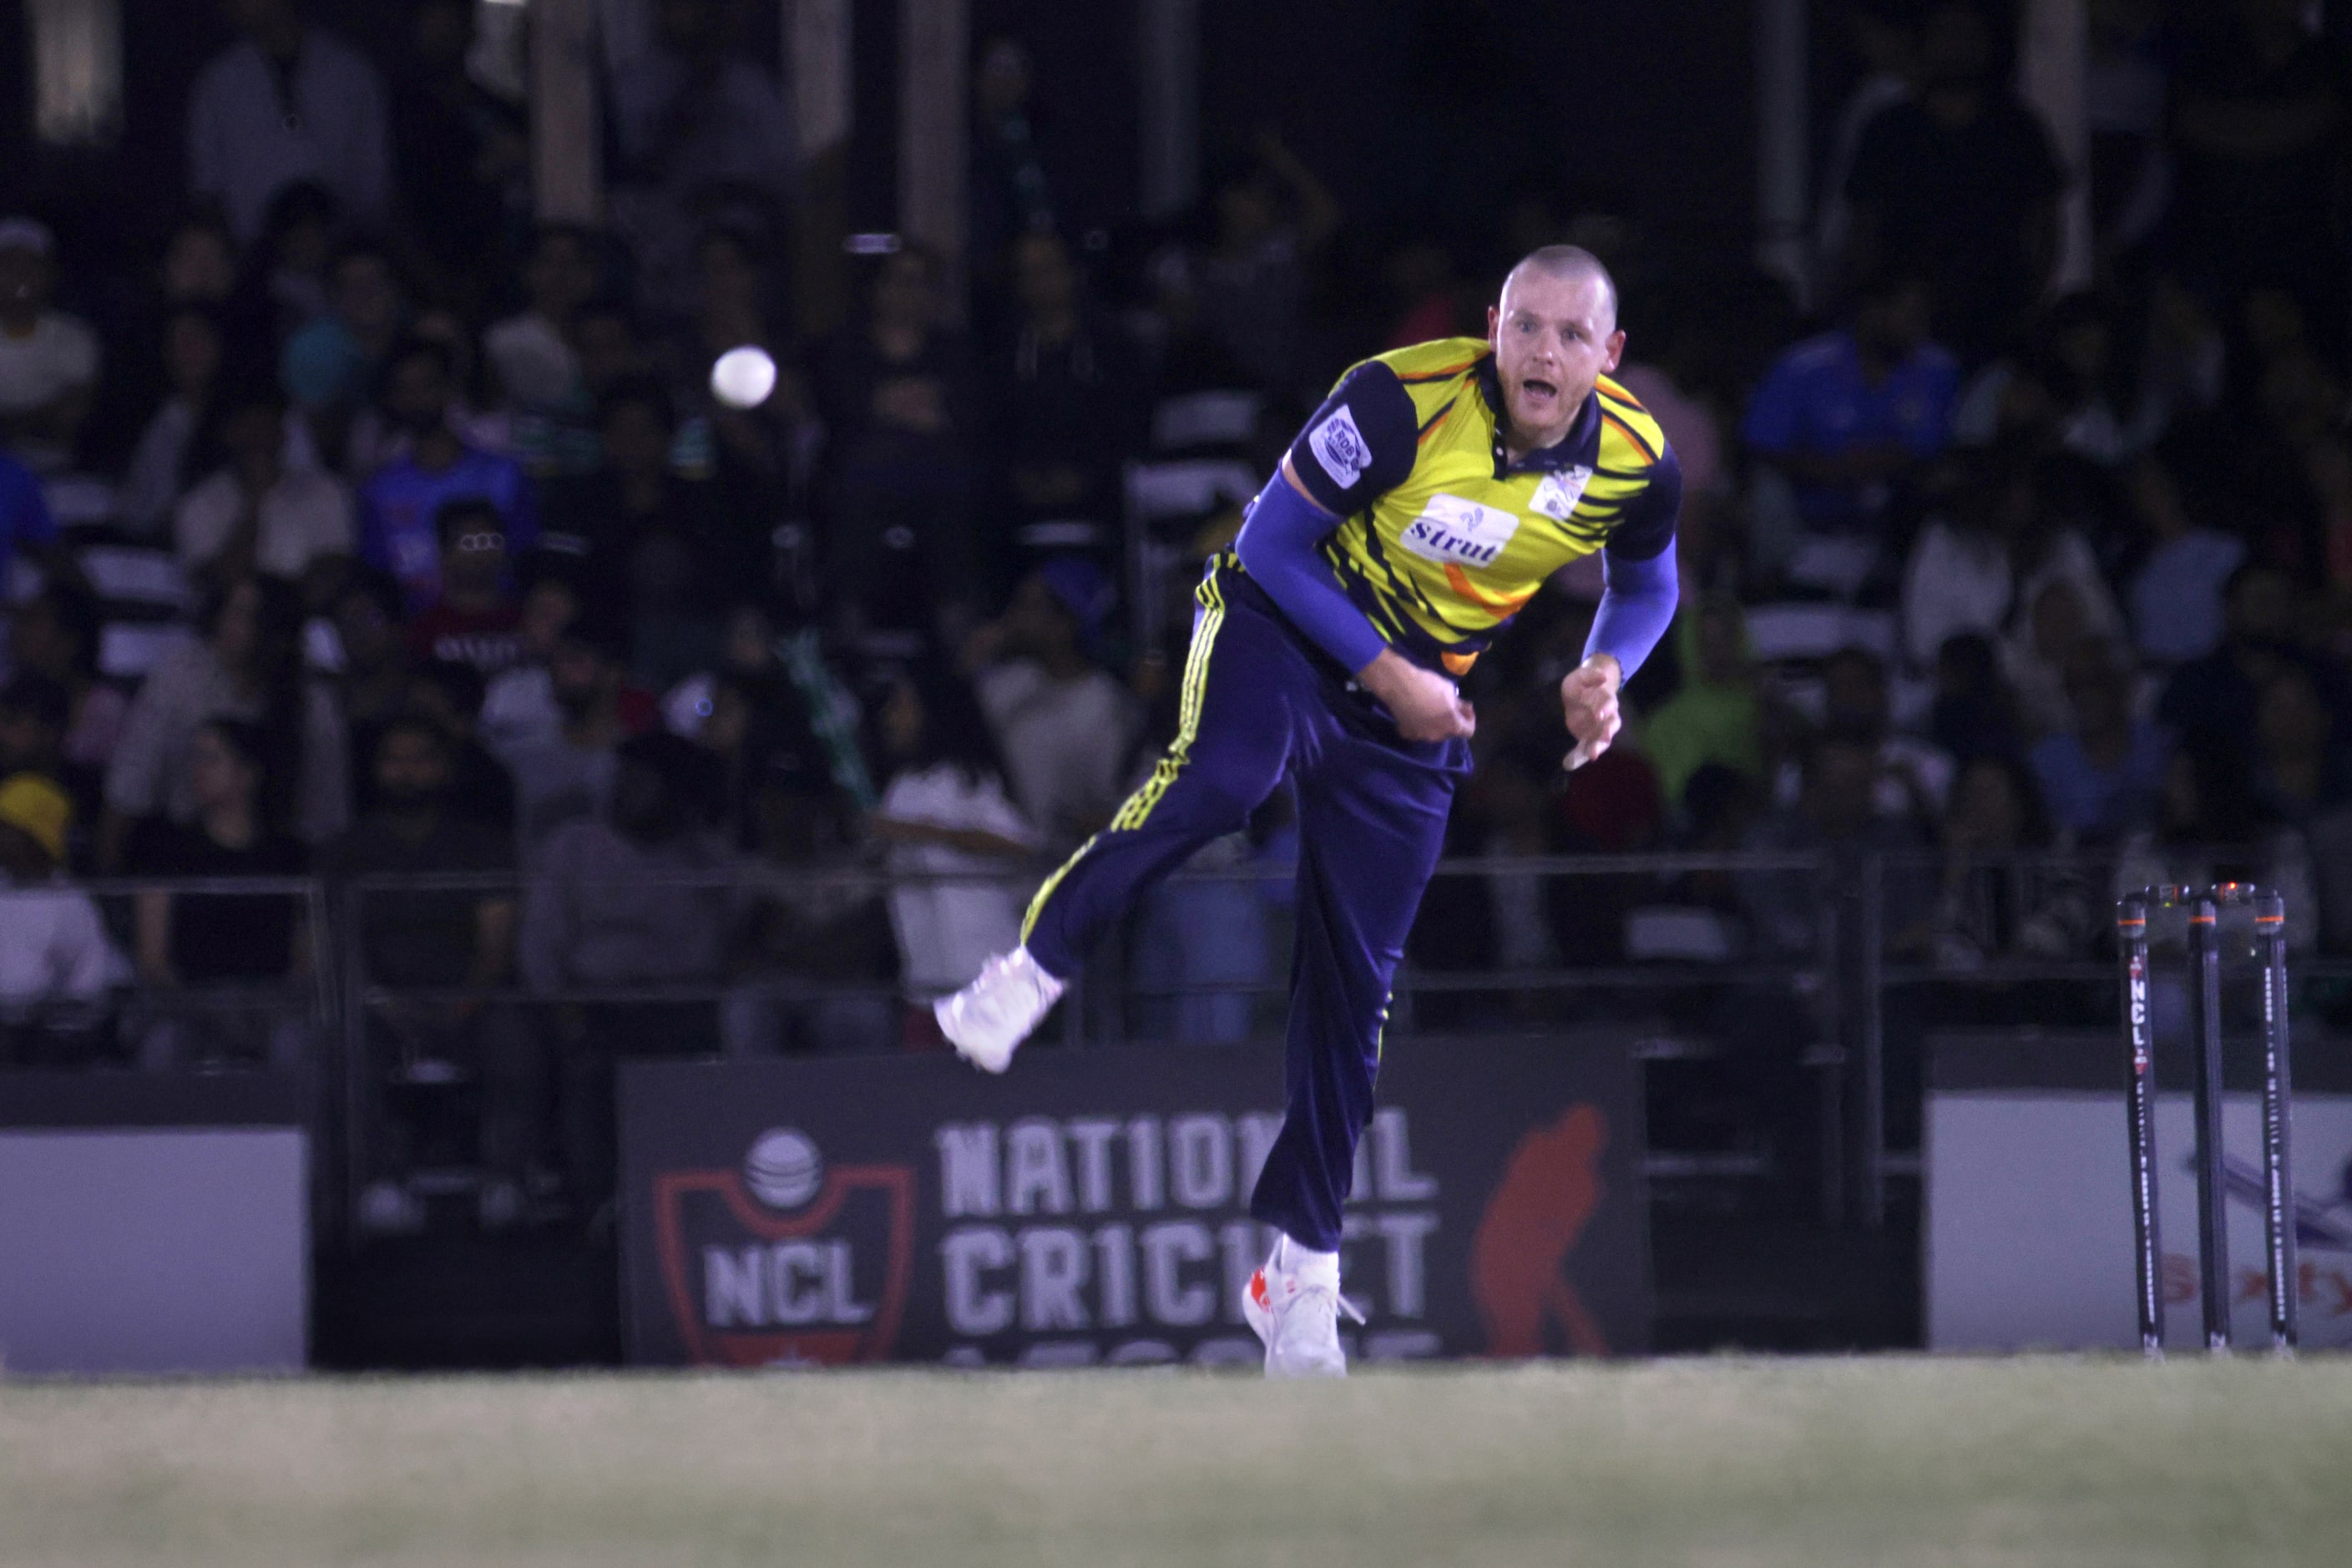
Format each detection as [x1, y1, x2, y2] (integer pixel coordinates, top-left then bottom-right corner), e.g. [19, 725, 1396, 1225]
[1605, 443, 1682, 562]
[1283, 362, 1420, 514]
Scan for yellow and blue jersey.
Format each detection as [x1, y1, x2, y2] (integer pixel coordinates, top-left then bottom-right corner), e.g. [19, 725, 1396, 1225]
[1272, 336, 1680, 675]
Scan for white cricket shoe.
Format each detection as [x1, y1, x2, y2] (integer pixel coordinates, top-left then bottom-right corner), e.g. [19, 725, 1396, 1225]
[933, 947, 1065, 1073]
[1242, 1235, 1363, 1378]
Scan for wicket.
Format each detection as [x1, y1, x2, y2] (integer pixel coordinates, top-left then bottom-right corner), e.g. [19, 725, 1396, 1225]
[2115, 884, 2296, 1358]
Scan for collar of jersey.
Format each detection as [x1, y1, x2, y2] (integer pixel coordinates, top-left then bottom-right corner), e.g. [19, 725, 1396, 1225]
[1474, 356, 1602, 478]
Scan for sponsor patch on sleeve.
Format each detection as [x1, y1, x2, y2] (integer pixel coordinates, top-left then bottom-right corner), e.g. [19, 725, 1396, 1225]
[1307, 405, 1374, 489]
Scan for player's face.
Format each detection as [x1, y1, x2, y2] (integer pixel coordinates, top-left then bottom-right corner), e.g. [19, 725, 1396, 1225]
[1487, 270, 1625, 449]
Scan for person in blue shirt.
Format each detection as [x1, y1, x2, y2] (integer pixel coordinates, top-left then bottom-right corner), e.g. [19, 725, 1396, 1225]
[1743, 271, 1960, 532]
[357, 336, 534, 610]
[0, 446, 57, 595]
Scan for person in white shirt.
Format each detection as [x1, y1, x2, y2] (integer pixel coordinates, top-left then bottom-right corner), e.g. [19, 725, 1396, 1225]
[869, 662, 1039, 1005]
[173, 377, 354, 588]
[968, 559, 1140, 853]
[0, 772, 120, 1014]
[186, 0, 392, 243]
[485, 224, 601, 416]
[0, 219, 100, 475]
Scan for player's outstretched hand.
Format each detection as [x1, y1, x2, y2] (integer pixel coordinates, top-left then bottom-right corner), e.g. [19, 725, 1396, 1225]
[1359, 649, 1476, 742]
[1560, 655, 1623, 771]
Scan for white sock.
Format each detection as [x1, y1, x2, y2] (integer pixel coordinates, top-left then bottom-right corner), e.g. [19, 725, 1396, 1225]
[1273, 1235, 1339, 1291]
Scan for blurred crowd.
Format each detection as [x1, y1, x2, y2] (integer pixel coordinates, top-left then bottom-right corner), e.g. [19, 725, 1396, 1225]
[1, 0, 2349, 1219]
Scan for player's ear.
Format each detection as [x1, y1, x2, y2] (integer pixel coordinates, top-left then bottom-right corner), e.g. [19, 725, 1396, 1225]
[1602, 329, 1626, 372]
[1486, 305, 1500, 346]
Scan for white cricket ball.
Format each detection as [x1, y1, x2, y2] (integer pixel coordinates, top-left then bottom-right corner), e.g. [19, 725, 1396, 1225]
[711, 345, 778, 410]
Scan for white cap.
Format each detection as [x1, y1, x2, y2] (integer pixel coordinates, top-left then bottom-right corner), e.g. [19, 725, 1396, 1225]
[0, 218, 53, 257]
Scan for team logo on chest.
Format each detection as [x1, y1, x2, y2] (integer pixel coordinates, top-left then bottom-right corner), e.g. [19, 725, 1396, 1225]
[1399, 494, 1522, 569]
[1530, 467, 1595, 522]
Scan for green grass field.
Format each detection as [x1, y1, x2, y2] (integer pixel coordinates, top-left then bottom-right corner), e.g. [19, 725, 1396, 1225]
[3, 1357, 2349, 1566]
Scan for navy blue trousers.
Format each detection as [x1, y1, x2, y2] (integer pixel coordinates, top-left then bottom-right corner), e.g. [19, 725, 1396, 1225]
[1024, 558, 1469, 1251]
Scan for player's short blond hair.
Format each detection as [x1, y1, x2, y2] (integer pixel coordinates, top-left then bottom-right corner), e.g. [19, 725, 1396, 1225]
[1503, 245, 1619, 331]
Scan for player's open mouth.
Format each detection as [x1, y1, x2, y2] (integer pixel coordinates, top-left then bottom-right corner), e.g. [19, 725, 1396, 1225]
[1520, 377, 1559, 407]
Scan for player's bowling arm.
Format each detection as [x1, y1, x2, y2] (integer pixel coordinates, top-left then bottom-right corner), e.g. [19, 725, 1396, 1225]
[1581, 445, 1682, 685]
[1359, 647, 1476, 743]
[1233, 459, 1389, 675]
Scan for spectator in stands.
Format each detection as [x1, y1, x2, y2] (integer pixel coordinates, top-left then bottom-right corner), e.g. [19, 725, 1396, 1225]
[119, 305, 230, 535]
[1744, 271, 1957, 539]
[523, 732, 736, 1189]
[969, 36, 1056, 294]
[173, 372, 355, 594]
[280, 240, 407, 462]
[542, 376, 749, 686]
[225, 180, 339, 346]
[1816, 0, 1920, 290]
[0, 673, 68, 786]
[510, 296, 645, 480]
[2123, 456, 2243, 667]
[388, 0, 528, 316]
[606, 0, 794, 316]
[725, 696, 893, 1055]
[1643, 595, 1769, 810]
[319, 716, 538, 1233]
[968, 559, 1138, 851]
[2158, 563, 2332, 756]
[104, 574, 351, 865]
[1842, 0, 2064, 362]
[2253, 664, 2352, 830]
[160, 210, 240, 311]
[0, 219, 101, 475]
[1950, 291, 2172, 463]
[187, 0, 391, 245]
[496, 602, 647, 856]
[402, 658, 517, 832]
[1927, 630, 2022, 765]
[870, 660, 1036, 1024]
[1743, 731, 1936, 953]
[485, 224, 602, 421]
[2171, 0, 2345, 359]
[1157, 133, 1340, 398]
[478, 565, 584, 753]
[2117, 731, 2319, 961]
[358, 336, 534, 610]
[8, 585, 125, 789]
[404, 498, 524, 678]
[0, 772, 117, 1021]
[0, 440, 58, 592]
[127, 719, 308, 1066]
[329, 565, 414, 741]
[818, 245, 985, 645]
[989, 230, 1149, 548]
[1775, 645, 1952, 824]
[2027, 638, 2170, 842]
[1925, 751, 2092, 971]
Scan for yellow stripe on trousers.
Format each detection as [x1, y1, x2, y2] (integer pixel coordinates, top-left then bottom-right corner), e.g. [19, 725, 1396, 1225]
[1020, 571, 1228, 943]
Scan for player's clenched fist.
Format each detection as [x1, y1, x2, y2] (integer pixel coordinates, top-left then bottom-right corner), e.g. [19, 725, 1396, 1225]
[1560, 655, 1622, 771]
[1359, 648, 1476, 742]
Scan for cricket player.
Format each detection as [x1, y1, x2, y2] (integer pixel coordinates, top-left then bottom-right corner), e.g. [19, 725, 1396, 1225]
[937, 245, 1681, 1375]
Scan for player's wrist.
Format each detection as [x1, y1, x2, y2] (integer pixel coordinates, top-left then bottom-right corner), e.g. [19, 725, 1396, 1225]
[1571, 652, 1623, 693]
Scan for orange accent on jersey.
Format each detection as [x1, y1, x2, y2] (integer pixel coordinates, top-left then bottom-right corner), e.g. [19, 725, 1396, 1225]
[1443, 562, 1537, 616]
[1600, 413, 1658, 465]
[1396, 357, 1484, 385]
[1441, 650, 1481, 676]
[1416, 405, 1455, 445]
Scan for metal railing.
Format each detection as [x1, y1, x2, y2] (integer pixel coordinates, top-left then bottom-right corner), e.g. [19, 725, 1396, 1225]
[13, 847, 2339, 1239]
